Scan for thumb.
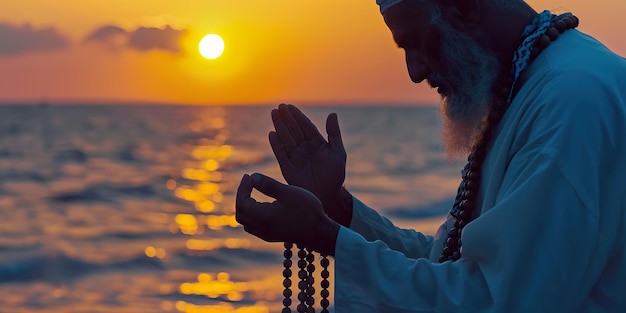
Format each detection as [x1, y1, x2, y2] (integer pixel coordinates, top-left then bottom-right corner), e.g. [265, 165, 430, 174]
[326, 113, 346, 155]
[250, 173, 288, 199]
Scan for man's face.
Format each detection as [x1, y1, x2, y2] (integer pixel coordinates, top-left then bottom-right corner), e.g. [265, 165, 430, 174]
[383, 2, 501, 153]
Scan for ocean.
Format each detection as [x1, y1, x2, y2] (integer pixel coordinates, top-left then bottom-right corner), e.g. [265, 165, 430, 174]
[0, 104, 464, 313]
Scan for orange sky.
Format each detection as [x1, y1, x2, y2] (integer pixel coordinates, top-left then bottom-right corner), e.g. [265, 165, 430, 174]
[0, 0, 624, 105]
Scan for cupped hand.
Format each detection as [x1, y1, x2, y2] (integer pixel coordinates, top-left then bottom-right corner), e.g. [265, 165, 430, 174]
[269, 104, 347, 211]
[235, 173, 336, 251]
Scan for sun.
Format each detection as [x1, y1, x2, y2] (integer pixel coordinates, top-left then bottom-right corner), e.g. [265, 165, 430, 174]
[199, 34, 224, 59]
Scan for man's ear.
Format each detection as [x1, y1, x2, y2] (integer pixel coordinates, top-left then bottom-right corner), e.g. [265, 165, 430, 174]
[438, 0, 482, 30]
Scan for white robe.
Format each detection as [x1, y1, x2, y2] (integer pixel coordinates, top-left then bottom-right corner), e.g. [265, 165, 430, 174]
[334, 30, 626, 312]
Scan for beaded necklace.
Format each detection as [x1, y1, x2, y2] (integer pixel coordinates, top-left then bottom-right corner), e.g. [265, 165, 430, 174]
[439, 11, 579, 262]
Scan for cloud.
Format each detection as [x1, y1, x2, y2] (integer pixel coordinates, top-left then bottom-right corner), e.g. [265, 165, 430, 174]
[84, 25, 126, 42]
[85, 24, 186, 53]
[0, 23, 70, 56]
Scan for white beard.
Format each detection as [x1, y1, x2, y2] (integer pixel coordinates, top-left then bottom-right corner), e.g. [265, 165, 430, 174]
[430, 15, 501, 159]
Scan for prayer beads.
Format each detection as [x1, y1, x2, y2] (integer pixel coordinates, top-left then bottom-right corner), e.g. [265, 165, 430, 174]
[439, 12, 579, 263]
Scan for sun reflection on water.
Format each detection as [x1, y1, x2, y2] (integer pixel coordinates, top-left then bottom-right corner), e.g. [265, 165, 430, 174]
[161, 109, 271, 313]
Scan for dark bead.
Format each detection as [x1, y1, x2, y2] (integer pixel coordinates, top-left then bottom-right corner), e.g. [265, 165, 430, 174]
[564, 17, 575, 28]
[468, 161, 480, 172]
[284, 250, 293, 258]
[306, 296, 315, 306]
[298, 281, 308, 290]
[537, 35, 551, 48]
[454, 219, 467, 229]
[448, 227, 459, 239]
[445, 237, 458, 248]
[439, 255, 449, 263]
[459, 199, 475, 211]
[546, 27, 560, 40]
[321, 289, 330, 298]
[283, 298, 292, 307]
[306, 306, 315, 313]
[306, 253, 315, 262]
[306, 276, 314, 284]
[321, 280, 330, 289]
[462, 180, 475, 191]
[298, 249, 307, 258]
[307, 264, 315, 273]
[463, 162, 472, 171]
[321, 269, 330, 279]
[283, 268, 292, 278]
[467, 153, 476, 162]
[460, 209, 472, 220]
[284, 289, 293, 298]
[452, 251, 461, 260]
[298, 292, 307, 302]
[554, 20, 566, 32]
[298, 270, 308, 280]
[283, 279, 292, 288]
[461, 190, 474, 199]
[442, 246, 452, 256]
[320, 257, 330, 267]
[321, 298, 330, 308]
[306, 286, 315, 296]
[285, 242, 293, 249]
[297, 304, 307, 313]
[284, 259, 293, 268]
[298, 259, 307, 268]
[572, 16, 579, 27]
[282, 308, 291, 313]
[462, 170, 471, 180]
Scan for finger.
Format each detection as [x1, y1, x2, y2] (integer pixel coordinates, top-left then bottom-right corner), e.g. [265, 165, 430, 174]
[287, 104, 325, 143]
[269, 131, 290, 165]
[250, 173, 288, 200]
[278, 103, 305, 143]
[235, 174, 256, 225]
[271, 108, 297, 152]
[236, 174, 252, 202]
[326, 113, 346, 156]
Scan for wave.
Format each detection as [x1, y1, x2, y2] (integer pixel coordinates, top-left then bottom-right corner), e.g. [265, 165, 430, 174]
[49, 182, 156, 203]
[385, 197, 454, 219]
[54, 148, 88, 163]
[0, 251, 163, 284]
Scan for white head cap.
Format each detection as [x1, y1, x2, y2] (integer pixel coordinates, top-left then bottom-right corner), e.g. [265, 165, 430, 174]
[377, 0, 405, 13]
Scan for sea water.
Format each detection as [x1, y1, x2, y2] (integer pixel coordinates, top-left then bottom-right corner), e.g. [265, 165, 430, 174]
[0, 104, 463, 313]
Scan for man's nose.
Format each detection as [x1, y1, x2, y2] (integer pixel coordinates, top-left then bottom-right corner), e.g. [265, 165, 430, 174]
[405, 51, 428, 83]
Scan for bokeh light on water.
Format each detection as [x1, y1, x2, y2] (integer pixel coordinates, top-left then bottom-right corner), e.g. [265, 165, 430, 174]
[0, 105, 458, 312]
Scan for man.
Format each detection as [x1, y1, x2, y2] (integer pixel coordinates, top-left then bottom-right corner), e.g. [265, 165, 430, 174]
[236, 0, 626, 311]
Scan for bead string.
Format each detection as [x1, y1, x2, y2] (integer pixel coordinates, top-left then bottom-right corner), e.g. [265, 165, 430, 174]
[282, 245, 330, 312]
[439, 12, 579, 263]
[296, 244, 308, 313]
[319, 255, 330, 313]
[282, 242, 293, 313]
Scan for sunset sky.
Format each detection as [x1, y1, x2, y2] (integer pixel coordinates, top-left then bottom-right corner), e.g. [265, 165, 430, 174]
[0, 0, 624, 106]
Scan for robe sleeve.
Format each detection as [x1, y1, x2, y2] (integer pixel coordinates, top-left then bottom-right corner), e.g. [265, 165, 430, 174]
[348, 196, 434, 259]
[335, 154, 600, 312]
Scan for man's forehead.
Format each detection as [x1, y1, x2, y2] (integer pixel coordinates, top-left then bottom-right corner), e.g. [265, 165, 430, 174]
[377, 0, 405, 14]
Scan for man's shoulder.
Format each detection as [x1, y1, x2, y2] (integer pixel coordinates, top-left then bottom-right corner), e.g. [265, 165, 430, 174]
[514, 30, 626, 117]
[535, 30, 626, 86]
